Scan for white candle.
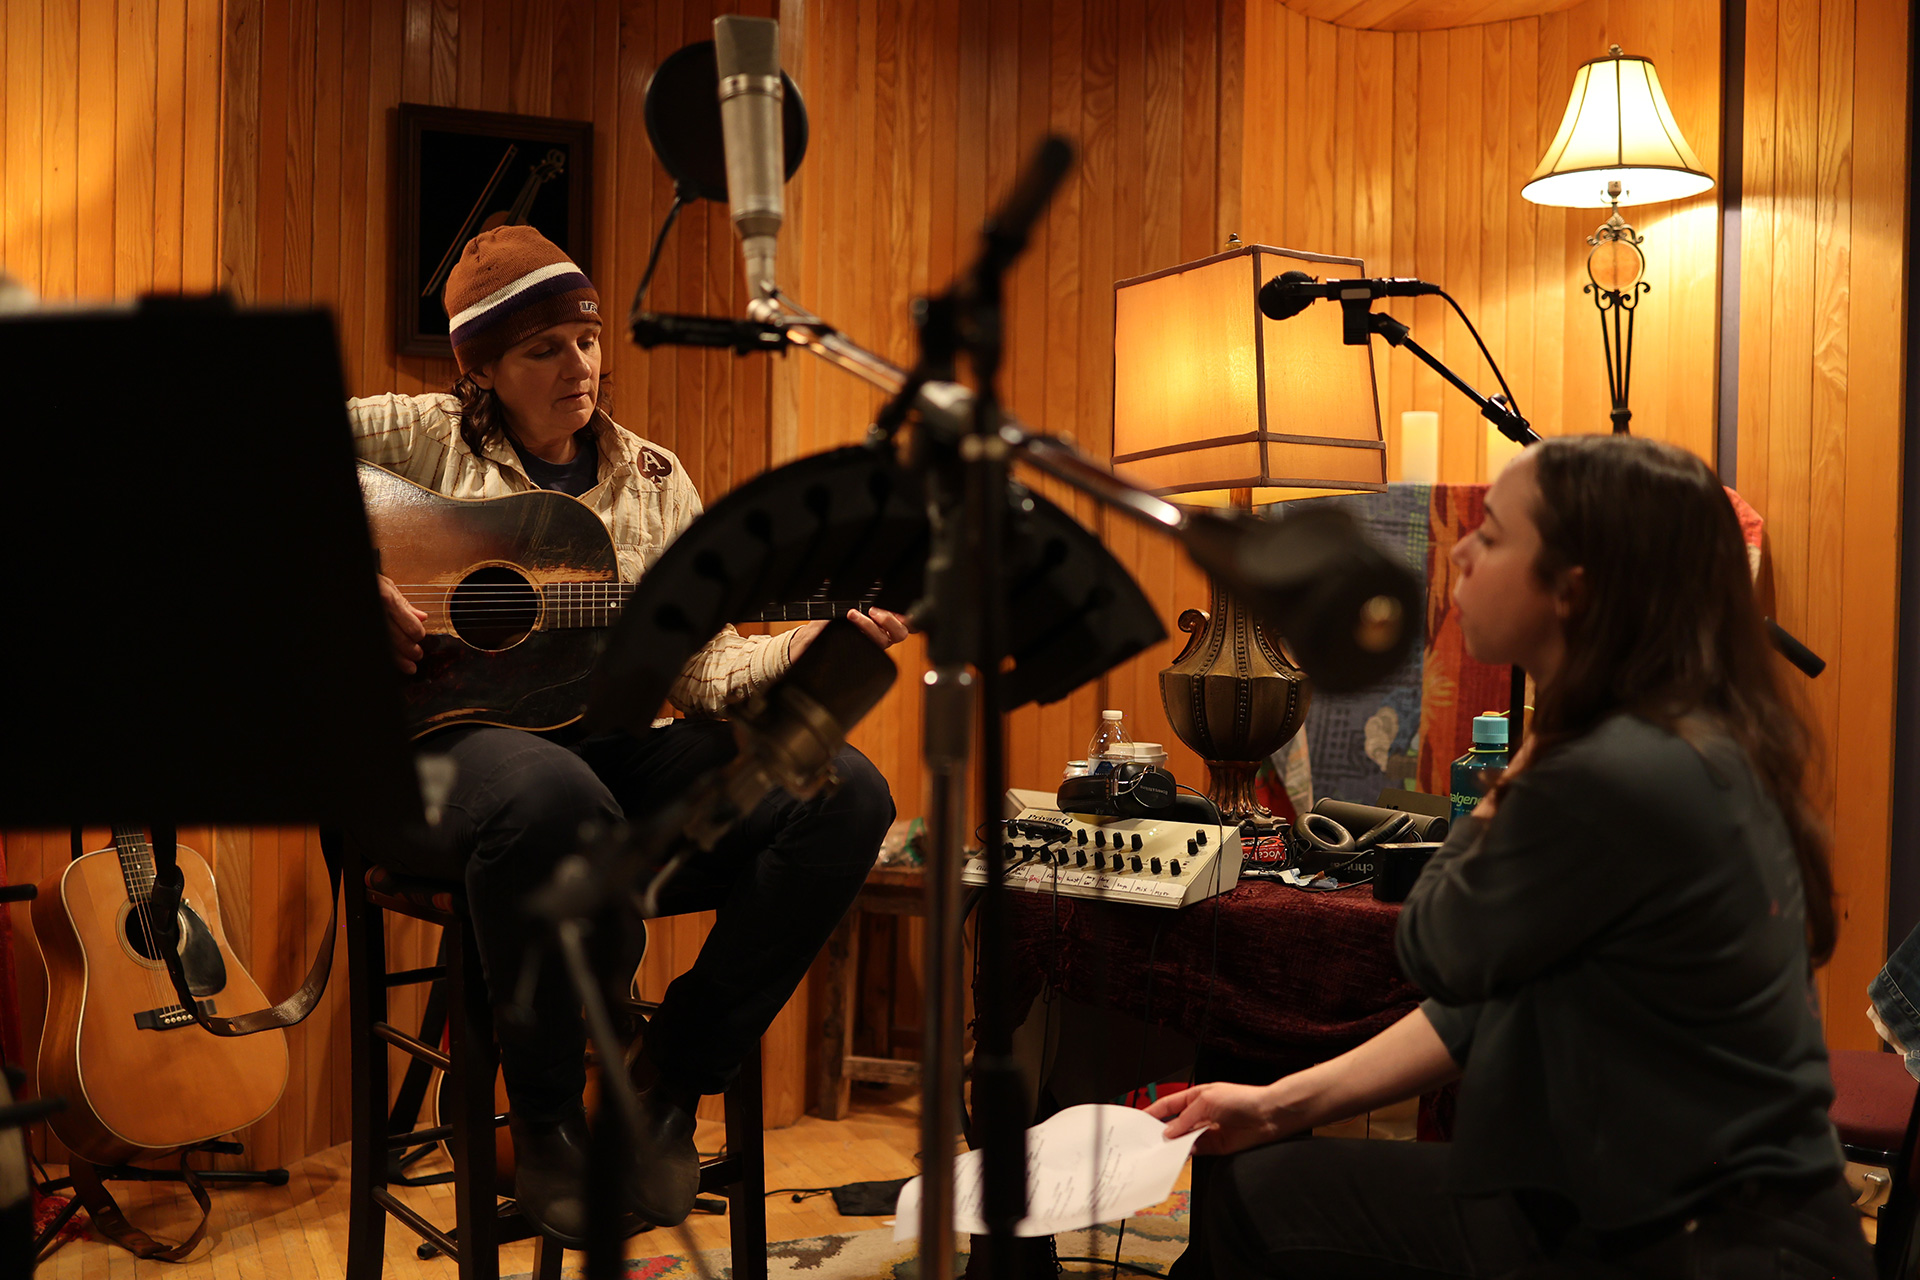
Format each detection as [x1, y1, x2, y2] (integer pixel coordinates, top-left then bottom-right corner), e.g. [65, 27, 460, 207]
[1487, 422, 1526, 480]
[1399, 410, 1438, 484]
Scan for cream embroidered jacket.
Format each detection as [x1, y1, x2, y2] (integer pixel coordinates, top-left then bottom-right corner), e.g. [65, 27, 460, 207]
[347, 392, 796, 719]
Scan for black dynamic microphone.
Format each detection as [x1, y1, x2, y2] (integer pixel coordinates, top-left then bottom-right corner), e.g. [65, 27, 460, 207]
[630, 309, 788, 354]
[1258, 270, 1442, 322]
[714, 15, 786, 312]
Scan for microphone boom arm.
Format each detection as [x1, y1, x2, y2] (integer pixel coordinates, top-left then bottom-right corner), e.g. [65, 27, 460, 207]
[763, 291, 1191, 538]
[1361, 309, 1539, 447]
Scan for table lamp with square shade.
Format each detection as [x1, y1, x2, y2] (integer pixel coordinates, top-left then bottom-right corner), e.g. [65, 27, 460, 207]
[1114, 241, 1387, 826]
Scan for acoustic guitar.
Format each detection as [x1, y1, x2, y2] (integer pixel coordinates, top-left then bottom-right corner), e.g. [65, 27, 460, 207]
[33, 828, 289, 1165]
[358, 461, 876, 738]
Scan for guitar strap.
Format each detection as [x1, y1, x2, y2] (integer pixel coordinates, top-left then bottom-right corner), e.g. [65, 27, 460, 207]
[68, 1155, 211, 1262]
[147, 826, 342, 1037]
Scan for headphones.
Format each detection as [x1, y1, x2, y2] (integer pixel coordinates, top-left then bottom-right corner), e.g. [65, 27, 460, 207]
[1294, 807, 1417, 870]
[1055, 763, 1177, 818]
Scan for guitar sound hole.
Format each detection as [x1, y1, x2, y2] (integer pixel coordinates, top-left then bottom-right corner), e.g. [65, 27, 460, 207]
[122, 907, 186, 962]
[448, 566, 540, 651]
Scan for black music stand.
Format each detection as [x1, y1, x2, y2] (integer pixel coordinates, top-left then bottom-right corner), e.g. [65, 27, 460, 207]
[0, 298, 419, 831]
[0, 298, 421, 1265]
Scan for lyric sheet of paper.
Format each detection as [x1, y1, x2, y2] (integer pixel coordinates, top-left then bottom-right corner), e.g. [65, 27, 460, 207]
[893, 1103, 1202, 1241]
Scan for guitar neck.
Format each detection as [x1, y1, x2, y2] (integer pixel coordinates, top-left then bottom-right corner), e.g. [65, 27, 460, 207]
[540, 581, 879, 629]
[540, 580, 627, 630]
[745, 598, 879, 624]
[108, 825, 157, 905]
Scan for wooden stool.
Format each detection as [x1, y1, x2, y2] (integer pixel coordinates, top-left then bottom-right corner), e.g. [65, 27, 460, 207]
[814, 865, 927, 1120]
[343, 839, 771, 1280]
[343, 844, 563, 1280]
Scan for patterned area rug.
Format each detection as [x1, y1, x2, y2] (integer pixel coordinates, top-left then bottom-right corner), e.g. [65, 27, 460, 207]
[510, 1191, 1190, 1280]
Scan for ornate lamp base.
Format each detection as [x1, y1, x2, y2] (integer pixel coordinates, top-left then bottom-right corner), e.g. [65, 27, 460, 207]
[1201, 759, 1271, 826]
[1158, 573, 1311, 828]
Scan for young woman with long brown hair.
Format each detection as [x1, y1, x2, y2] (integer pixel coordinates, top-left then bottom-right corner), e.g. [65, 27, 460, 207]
[1150, 435, 1871, 1277]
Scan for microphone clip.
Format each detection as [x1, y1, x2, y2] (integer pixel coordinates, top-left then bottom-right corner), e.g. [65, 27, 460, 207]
[1340, 293, 1376, 347]
[629, 309, 790, 355]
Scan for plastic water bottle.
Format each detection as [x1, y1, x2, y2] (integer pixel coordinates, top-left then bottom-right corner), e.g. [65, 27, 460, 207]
[1086, 710, 1133, 773]
[1449, 714, 1512, 822]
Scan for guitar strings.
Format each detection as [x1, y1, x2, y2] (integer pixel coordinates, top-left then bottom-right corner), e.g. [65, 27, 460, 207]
[130, 834, 172, 1010]
[115, 828, 173, 1011]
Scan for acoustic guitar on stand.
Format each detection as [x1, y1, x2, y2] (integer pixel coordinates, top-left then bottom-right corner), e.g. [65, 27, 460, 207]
[358, 461, 878, 738]
[33, 827, 288, 1165]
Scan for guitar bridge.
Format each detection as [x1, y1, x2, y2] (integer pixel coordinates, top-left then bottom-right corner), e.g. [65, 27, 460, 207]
[133, 999, 218, 1032]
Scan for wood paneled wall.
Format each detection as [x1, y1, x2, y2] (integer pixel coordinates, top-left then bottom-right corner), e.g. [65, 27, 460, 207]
[1736, 0, 1911, 1049]
[816, 0, 1731, 844]
[1241, 0, 1724, 476]
[0, 0, 1909, 1168]
[780, 0, 1234, 817]
[796, 0, 1911, 1059]
[0, 0, 808, 1170]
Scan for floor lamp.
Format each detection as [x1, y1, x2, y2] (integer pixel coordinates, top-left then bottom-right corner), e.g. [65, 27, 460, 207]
[1113, 240, 1388, 827]
[1523, 46, 1714, 434]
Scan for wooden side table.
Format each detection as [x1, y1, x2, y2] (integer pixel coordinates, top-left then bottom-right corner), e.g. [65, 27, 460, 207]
[814, 864, 926, 1120]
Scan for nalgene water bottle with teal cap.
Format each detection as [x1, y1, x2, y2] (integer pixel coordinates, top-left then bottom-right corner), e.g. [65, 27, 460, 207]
[1449, 714, 1512, 822]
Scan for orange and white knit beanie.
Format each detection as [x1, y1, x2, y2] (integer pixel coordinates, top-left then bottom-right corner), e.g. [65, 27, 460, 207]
[443, 225, 600, 374]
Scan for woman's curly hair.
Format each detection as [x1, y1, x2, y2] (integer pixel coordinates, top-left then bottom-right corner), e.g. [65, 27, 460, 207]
[449, 371, 614, 456]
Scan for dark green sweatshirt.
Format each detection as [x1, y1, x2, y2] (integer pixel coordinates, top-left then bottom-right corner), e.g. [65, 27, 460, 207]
[1396, 713, 1845, 1231]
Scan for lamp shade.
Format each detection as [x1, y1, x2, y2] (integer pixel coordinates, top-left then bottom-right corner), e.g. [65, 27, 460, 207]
[1112, 244, 1385, 508]
[1522, 47, 1713, 208]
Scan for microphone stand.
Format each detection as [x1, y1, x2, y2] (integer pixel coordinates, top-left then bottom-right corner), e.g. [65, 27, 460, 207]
[845, 136, 1074, 1280]
[1342, 303, 1539, 741]
[686, 138, 1415, 1280]
[750, 139, 1106, 1280]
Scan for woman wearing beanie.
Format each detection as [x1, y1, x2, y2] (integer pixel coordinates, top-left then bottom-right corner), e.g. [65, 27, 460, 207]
[349, 225, 908, 1245]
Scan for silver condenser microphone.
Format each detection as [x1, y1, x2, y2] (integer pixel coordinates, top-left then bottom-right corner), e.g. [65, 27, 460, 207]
[713, 15, 785, 315]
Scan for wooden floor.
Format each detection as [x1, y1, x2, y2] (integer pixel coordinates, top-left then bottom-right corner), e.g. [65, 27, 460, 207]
[29, 1092, 1877, 1278]
[32, 1084, 934, 1280]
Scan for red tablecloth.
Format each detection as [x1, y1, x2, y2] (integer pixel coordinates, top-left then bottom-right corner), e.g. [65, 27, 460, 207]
[993, 880, 1422, 1073]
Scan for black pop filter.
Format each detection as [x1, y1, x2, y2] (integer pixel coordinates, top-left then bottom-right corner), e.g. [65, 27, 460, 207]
[586, 446, 1168, 735]
[1182, 505, 1421, 694]
[644, 40, 809, 203]
[587, 445, 926, 735]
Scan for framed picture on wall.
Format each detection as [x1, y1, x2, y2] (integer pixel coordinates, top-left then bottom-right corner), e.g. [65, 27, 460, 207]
[395, 104, 593, 360]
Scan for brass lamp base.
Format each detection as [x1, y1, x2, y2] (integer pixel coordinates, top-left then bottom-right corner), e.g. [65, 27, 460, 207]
[1158, 574, 1311, 827]
[1200, 760, 1271, 826]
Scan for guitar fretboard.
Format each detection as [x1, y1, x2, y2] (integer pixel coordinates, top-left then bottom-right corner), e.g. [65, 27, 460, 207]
[110, 825, 157, 905]
[749, 588, 885, 623]
[539, 581, 884, 629]
[543, 580, 627, 630]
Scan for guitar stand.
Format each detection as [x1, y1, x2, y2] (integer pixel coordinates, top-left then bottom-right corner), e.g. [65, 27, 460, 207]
[31, 1139, 289, 1258]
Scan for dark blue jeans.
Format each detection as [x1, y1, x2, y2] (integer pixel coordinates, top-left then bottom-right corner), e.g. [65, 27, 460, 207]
[1872, 921, 1920, 1079]
[381, 719, 892, 1120]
